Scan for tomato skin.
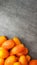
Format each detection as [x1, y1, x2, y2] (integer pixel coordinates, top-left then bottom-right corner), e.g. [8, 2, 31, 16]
[0, 58, 4, 65]
[19, 55, 28, 65]
[13, 62, 22, 65]
[10, 44, 25, 55]
[0, 47, 9, 59]
[2, 40, 15, 50]
[29, 60, 37, 65]
[13, 37, 21, 45]
[0, 36, 7, 46]
[4, 56, 18, 65]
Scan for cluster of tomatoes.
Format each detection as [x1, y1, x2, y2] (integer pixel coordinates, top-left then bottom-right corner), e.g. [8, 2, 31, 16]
[0, 36, 37, 65]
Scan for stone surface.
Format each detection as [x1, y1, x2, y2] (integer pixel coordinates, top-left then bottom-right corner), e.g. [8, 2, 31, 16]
[0, 0, 37, 59]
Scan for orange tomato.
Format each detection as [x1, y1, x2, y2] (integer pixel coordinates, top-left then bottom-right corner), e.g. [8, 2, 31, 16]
[2, 40, 15, 50]
[0, 36, 7, 46]
[23, 48, 28, 55]
[0, 47, 9, 59]
[19, 55, 28, 65]
[10, 44, 25, 55]
[16, 48, 28, 57]
[16, 52, 24, 57]
[4, 56, 18, 65]
[13, 37, 21, 45]
[29, 60, 37, 65]
[13, 62, 22, 65]
[26, 55, 31, 62]
[0, 58, 4, 65]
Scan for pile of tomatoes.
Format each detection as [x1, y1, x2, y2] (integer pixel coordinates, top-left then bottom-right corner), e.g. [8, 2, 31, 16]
[0, 36, 37, 65]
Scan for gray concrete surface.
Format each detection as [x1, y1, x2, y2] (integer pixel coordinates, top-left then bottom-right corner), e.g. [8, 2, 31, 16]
[0, 0, 37, 59]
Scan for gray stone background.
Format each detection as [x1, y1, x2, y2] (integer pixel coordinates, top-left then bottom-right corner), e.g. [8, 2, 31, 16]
[0, 0, 37, 59]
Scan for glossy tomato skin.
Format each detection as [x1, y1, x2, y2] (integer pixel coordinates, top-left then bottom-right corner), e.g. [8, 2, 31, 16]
[29, 60, 37, 65]
[2, 40, 15, 50]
